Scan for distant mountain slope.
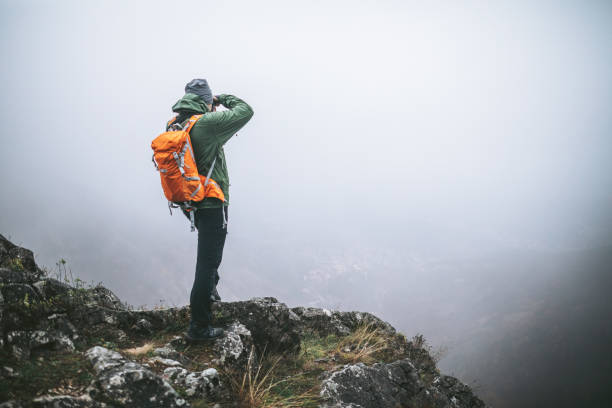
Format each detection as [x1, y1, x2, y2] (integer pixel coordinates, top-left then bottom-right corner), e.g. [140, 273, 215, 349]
[436, 246, 612, 408]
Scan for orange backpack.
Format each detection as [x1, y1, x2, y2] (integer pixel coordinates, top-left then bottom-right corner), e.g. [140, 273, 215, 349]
[151, 114, 225, 231]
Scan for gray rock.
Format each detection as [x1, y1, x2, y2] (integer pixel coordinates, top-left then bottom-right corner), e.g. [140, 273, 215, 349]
[0, 267, 28, 284]
[68, 306, 188, 339]
[148, 356, 182, 367]
[212, 322, 253, 368]
[31, 394, 109, 407]
[291, 307, 397, 339]
[131, 318, 153, 335]
[426, 375, 486, 408]
[32, 278, 72, 299]
[0, 283, 40, 304]
[82, 286, 125, 310]
[0, 401, 24, 408]
[212, 297, 301, 354]
[164, 366, 220, 399]
[43, 314, 79, 340]
[320, 360, 420, 408]
[320, 358, 485, 408]
[332, 310, 396, 336]
[85, 346, 187, 407]
[0, 233, 42, 280]
[185, 368, 220, 398]
[163, 366, 189, 383]
[73, 307, 119, 326]
[154, 346, 181, 360]
[292, 307, 351, 336]
[154, 345, 192, 366]
[6, 330, 75, 359]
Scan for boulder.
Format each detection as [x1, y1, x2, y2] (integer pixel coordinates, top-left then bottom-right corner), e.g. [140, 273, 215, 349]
[164, 367, 221, 399]
[427, 375, 486, 408]
[291, 307, 397, 338]
[68, 306, 189, 339]
[320, 359, 420, 408]
[212, 297, 301, 354]
[0, 233, 42, 280]
[85, 346, 187, 407]
[6, 329, 75, 360]
[320, 358, 485, 408]
[82, 286, 125, 310]
[212, 322, 253, 369]
[333, 311, 396, 335]
[291, 307, 351, 336]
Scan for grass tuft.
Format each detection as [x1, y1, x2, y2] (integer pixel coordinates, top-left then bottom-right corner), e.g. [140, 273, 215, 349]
[123, 342, 155, 356]
[225, 346, 319, 408]
[336, 323, 389, 364]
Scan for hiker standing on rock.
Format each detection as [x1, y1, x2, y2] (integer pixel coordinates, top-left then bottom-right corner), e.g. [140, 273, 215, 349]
[165, 79, 253, 341]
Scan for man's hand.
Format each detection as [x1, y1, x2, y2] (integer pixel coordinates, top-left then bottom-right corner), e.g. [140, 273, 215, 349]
[210, 96, 220, 112]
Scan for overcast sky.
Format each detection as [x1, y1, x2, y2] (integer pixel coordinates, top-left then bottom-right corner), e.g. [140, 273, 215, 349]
[1, 1, 611, 405]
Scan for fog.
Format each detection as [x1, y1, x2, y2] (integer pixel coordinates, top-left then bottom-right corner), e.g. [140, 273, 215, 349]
[1, 1, 611, 406]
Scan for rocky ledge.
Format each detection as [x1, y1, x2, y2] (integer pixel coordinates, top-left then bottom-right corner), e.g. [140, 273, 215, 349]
[0, 233, 486, 407]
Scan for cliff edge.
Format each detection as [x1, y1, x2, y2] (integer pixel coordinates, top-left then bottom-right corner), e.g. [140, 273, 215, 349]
[0, 234, 486, 408]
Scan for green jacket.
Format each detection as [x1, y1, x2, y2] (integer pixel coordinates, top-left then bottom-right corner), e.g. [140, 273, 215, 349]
[168, 93, 254, 208]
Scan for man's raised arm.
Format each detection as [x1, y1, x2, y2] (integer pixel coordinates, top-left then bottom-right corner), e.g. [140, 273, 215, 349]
[209, 94, 254, 146]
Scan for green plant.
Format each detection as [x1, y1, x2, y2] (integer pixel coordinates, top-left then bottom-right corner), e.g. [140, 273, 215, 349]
[8, 257, 24, 271]
[54, 258, 74, 284]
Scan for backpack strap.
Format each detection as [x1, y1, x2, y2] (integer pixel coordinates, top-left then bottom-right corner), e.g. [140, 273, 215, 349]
[183, 114, 216, 190]
[202, 156, 217, 188]
[166, 116, 177, 129]
[183, 115, 202, 133]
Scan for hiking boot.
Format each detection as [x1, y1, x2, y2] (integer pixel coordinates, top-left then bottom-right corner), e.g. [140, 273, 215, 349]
[186, 324, 224, 343]
[210, 286, 221, 302]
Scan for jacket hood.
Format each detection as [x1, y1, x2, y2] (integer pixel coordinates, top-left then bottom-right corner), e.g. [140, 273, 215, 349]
[172, 93, 210, 114]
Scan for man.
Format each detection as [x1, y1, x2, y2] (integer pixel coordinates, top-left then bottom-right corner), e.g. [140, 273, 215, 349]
[168, 78, 254, 341]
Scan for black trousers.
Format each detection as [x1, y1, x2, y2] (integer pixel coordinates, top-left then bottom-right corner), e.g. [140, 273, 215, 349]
[189, 206, 228, 326]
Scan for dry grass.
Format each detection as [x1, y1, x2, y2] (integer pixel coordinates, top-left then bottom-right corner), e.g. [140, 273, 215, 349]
[336, 323, 389, 364]
[226, 346, 319, 408]
[123, 342, 155, 356]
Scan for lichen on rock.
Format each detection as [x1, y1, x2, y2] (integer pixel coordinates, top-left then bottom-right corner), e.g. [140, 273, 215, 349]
[85, 346, 187, 407]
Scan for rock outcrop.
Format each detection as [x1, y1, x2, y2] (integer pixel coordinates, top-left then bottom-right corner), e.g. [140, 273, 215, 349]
[85, 346, 187, 407]
[320, 359, 485, 408]
[0, 233, 486, 407]
[212, 297, 302, 354]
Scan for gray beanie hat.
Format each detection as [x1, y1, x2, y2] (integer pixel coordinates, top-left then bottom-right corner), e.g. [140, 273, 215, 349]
[185, 78, 213, 105]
